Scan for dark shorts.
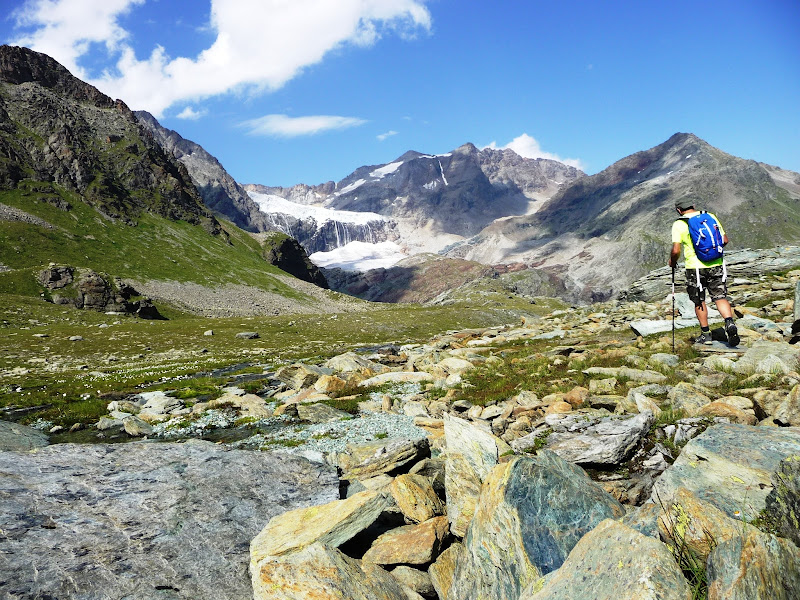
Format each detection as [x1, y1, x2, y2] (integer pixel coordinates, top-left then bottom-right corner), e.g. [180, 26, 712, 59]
[685, 266, 727, 305]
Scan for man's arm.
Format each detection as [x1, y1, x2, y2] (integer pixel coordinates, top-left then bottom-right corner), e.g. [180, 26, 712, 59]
[669, 242, 681, 268]
[723, 234, 729, 246]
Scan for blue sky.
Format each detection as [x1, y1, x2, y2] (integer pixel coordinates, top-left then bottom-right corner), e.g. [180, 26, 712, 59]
[2, 0, 798, 187]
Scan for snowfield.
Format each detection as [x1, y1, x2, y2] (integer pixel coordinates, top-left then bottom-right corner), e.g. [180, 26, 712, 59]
[309, 241, 407, 271]
[248, 192, 385, 227]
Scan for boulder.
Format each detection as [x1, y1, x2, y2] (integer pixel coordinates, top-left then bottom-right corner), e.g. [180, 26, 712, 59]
[428, 542, 462, 600]
[362, 516, 449, 566]
[0, 419, 48, 451]
[250, 489, 393, 565]
[324, 351, 385, 374]
[734, 341, 800, 375]
[582, 366, 667, 383]
[667, 382, 712, 416]
[0, 441, 339, 600]
[773, 384, 800, 426]
[696, 401, 757, 425]
[339, 437, 430, 481]
[235, 331, 259, 339]
[122, 415, 153, 436]
[252, 542, 425, 600]
[519, 519, 691, 600]
[297, 402, 352, 424]
[763, 455, 800, 548]
[276, 363, 333, 390]
[390, 566, 436, 599]
[650, 423, 800, 521]
[707, 528, 800, 600]
[449, 453, 624, 600]
[545, 411, 654, 466]
[443, 413, 509, 537]
[359, 372, 435, 387]
[390, 474, 445, 523]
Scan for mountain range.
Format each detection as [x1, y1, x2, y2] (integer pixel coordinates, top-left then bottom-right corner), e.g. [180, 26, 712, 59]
[3, 44, 800, 307]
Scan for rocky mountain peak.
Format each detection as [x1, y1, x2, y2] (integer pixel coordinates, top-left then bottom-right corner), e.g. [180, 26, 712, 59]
[0, 44, 116, 109]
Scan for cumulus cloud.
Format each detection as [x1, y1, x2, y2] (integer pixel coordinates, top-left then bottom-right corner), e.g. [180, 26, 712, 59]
[241, 114, 367, 137]
[9, 0, 432, 116]
[487, 134, 585, 170]
[377, 130, 398, 141]
[176, 106, 206, 120]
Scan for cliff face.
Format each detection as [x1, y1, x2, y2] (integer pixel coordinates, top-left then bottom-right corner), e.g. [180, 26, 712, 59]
[0, 45, 220, 233]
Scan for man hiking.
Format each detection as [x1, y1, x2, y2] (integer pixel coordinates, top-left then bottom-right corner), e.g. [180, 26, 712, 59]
[669, 198, 740, 346]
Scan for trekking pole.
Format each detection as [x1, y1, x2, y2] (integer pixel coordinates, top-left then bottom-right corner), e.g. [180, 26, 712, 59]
[671, 267, 676, 353]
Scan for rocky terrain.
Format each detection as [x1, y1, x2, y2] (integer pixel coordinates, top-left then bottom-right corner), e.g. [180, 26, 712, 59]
[2, 256, 799, 600]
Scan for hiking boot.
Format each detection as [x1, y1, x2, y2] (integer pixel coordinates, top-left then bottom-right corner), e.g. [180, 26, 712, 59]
[725, 320, 740, 347]
[694, 332, 713, 345]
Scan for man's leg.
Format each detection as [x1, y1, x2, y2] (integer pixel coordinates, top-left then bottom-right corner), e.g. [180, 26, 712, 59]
[695, 302, 709, 327]
[712, 297, 734, 319]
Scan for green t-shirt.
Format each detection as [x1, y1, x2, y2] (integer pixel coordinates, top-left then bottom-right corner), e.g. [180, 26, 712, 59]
[671, 211, 725, 270]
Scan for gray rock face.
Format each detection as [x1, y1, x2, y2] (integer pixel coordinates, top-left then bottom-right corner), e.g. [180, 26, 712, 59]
[651, 423, 800, 520]
[449, 453, 624, 600]
[0, 441, 339, 600]
[0, 419, 48, 451]
[764, 456, 800, 548]
[545, 411, 654, 465]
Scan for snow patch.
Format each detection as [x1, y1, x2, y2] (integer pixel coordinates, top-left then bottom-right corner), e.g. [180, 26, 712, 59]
[369, 161, 403, 179]
[248, 192, 385, 226]
[310, 241, 406, 271]
[423, 180, 439, 190]
[335, 178, 366, 195]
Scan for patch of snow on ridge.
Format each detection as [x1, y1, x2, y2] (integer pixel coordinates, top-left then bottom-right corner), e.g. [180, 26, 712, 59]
[248, 192, 385, 226]
[310, 241, 406, 271]
[369, 161, 403, 179]
[335, 178, 366, 195]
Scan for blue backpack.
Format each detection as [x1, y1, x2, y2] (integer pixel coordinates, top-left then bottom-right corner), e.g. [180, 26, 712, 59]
[682, 211, 725, 262]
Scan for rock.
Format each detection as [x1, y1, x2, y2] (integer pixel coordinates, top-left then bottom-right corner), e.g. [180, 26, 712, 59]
[428, 542, 462, 600]
[96, 416, 124, 431]
[252, 542, 425, 600]
[134, 390, 184, 422]
[250, 489, 393, 564]
[324, 352, 385, 374]
[192, 392, 273, 419]
[390, 474, 445, 523]
[235, 331, 259, 339]
[796, 280, 800, 322]
[314, 374, 348, 395]
[649, 353, 680, 368]
[339, 437, 430, 481]
[589, 377, 618, 394]
[276, 363, 333, 390]
[734, 341, 800, 375]
[657, 487, 742, 562]
[545, 411, 654, 465]
[707, 528, 800, 600]
[0, 420, 49, 451]
[297, 402, 351, 424]
[68, 335, 82, 341]
[583, 366, 667, 383]
[563, 386, 589, 408]
[443, 413, 509, 537]
[122, 415, 153, 436]
[773, 384, 800, 426]
[1, 441, 339, 600]
[763, 455, 800, 548]
[408, 457, 446, 498]
[204, 329, 214, 336]
[519, 519, 691, 600]
[362, 516, 450, 566]
[450, 453, 624, 600]
[620, 503, 661, 539]
[696, 401, 757, 425]
[667, 382, 712, 416]
[650, 423, 800, 521]
[390, 566, 436, 599]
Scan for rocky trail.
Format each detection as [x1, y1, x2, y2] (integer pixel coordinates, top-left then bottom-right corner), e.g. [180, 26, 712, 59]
[1, 264, 800, 600]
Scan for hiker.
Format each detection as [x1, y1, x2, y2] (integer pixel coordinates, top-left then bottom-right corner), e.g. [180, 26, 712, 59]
[669, 199, 740, 346]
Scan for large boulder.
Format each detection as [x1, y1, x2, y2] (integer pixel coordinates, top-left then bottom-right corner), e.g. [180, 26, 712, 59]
[545, 411, 654, 465]
[0, 441, 339, 600]
[763, 455, 800, 547]
[339, 437, 430, 481]
[519, 519, 691, 600]
[650, 423, 800, 520]
[707, 528, 800, 600]
[0, 419, 48, 451]
[448, 453, 624, 600]
[252, 542, 424, 600]
[443, 413, 509, 537]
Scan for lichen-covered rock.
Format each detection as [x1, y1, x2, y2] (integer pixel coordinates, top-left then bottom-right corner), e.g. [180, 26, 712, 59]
[734, 341, 800, 375]
[545, 411, 654, 465]
[362, 516, 449, 566]
[428, 543, 463, 600]
[667, 382, 712, 416]
[0, 419, 49, 451]
[252, 542, 425, 600]
[443, 413, 508, 537]
[707, 528, 800, 600]
[339, 437, 430, 481]
[651, 423, 800, 520]
[774, 384, 800, 426]
[390, 566, 436, 599]
[449, 453, 624, 600]
[763, 455, 800, 547]
[390, 473, 445, 523]
[519, 519, 691, 600]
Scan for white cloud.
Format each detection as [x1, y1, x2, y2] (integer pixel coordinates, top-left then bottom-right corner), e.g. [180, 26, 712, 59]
[487, 134, 585, 170]
[241, 114, 367, 137]
[9, 0, 431, 116]
[176, 106, 206, 120]
[377, 130, 398, 141]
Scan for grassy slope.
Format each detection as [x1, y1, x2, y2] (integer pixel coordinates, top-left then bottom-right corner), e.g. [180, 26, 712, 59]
[0, 184, 302, 299]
